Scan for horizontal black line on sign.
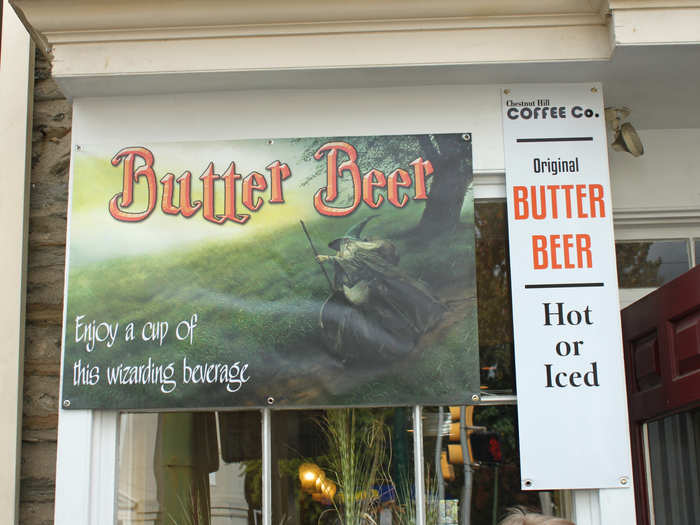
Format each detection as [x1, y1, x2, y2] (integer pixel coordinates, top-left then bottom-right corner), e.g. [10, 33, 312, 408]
[525, 282, 604, 289]
[516, 137, 593, 143]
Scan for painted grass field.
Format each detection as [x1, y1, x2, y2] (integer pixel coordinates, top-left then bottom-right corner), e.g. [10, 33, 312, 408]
[63, 202, 477, 409]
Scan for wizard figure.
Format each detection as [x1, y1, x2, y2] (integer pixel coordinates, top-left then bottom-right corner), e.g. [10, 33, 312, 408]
[316, 216, 445, 362]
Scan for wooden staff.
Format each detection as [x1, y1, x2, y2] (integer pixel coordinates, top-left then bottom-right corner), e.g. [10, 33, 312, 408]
[300, 220, 334, 291]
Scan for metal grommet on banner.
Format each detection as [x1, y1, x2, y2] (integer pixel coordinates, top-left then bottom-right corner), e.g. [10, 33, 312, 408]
[503, 89, 511, 95]
[591, 87, 598, 93]
[462, 133, 471, 142]
[266, 396, 275, 406]
[75, 144, 81, 151]
[62, 399, 71, 408]
[267, 139, 274, 145]
[471, 394, 480, 402]
[619, 476, 629, 486]
[523, 479, 533, 488]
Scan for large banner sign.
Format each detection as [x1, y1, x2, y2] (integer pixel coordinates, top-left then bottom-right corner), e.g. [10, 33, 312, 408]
[61, 134, 478, 409]
[502, 84, 632, 489]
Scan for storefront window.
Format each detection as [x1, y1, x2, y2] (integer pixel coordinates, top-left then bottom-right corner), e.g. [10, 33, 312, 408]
[119, 406, 569, 525]
[118, 411, 262, 525]
[474, 202, 514, 393]
[646, 407, 700, 525]
[615, 240, 690, 288]
[271, 409, 414, 525]
[421, 405, 568, 525]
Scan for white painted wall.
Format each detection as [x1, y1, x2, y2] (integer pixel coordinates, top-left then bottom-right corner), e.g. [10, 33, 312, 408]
[71, 85, 505, 171]
[0, 1, 33, 523]
[609, 128, 700, 212]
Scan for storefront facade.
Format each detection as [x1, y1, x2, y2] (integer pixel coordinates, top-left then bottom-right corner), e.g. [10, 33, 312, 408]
[4, 1, 700, 524]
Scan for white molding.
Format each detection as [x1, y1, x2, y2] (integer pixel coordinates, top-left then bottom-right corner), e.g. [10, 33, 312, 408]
[43, 14, 608, 45]
[572, 490, 602, 525]
[54, 410, 93, 525]
[612, 206, 700, 226]
[55, 409, 120, 525]
[0, 2, 33, 523]
[89, 412, 119, 525]
[612, 5, 700, 44]
[11, 0, 608, 35]
[599, 488, 637, 524]
[473, 171, 507, 200]
[609, 0, 700, 9]
[10, 0, 612, 84]
[45, 24, 612, 80]
[572, 488, 636, 525]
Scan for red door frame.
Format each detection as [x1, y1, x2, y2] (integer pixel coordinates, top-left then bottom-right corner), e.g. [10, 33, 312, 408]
[621, 265, 700, 525]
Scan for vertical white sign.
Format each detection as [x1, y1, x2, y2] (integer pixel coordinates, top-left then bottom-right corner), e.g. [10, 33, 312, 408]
[502, 84, 632, 490]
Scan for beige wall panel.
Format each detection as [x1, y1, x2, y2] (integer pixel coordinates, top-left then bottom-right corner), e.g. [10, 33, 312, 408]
[50, 25, 611, 79]
[609, 128, 700, 211]
[13, 0, 607, 33]
[613, 7, 700, 45]
[0, 1, 34, 523]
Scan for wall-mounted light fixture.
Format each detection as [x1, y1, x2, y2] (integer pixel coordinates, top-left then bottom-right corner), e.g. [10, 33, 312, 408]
[605, 107, 644, 157]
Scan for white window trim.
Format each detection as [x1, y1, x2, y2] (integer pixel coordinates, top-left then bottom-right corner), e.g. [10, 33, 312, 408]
[0, 3, 34, 524]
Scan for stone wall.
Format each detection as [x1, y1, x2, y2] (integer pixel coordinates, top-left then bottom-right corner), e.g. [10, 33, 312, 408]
[20, 50, 71, 525]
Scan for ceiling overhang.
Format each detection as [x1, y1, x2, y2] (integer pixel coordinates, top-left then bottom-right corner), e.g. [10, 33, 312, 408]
[11, 0, 613, 73]
[9, 0, 700, 128]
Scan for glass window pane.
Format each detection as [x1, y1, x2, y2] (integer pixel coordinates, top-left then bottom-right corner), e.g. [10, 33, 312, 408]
[647, 408, 700, 525]
[695, 239, 700, 266]
[615, 240, 690, 288]
[118, 411, 262, 525]
[422, 405, 570, 524]
[475, 202, 514, 393]
[271, 408, 414, 525]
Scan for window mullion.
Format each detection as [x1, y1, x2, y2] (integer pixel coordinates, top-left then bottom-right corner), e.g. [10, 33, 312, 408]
[413, 405, 426, 525]
[262, 407, 272, 525]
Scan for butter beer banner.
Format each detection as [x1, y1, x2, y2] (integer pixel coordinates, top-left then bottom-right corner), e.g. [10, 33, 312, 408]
[61, 134, 479, 409]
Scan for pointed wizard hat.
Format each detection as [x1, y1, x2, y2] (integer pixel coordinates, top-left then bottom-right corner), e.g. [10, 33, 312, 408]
[328, 215, 378, 251]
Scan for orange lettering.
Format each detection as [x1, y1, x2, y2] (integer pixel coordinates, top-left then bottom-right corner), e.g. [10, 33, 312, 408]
[589, 184, 605, 217]
[514, 186, 529, 219]
[267, 161, 291, 203]
[221, 162, 250, 224]
[313, 142, 362, 217]
[576, 184, 588, 218]
[576, 234, 592, 268]
[410, 157, 434, 200]
[362, 169, 386, 208]
[109, 147, 157, 222]
[243, 171, 267, 211]
[533, 235, 548, 269]
[387, 169, 411, 208]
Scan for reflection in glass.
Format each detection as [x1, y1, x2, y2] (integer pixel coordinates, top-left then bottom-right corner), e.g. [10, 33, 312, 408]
[474, 202, 514, 393]
[118, 411, 262, 525]
[615, 240, 690, 288]
[423, 406, 569, 525]
[647, 408, 700, 525]
[271, 408, 414, 525]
